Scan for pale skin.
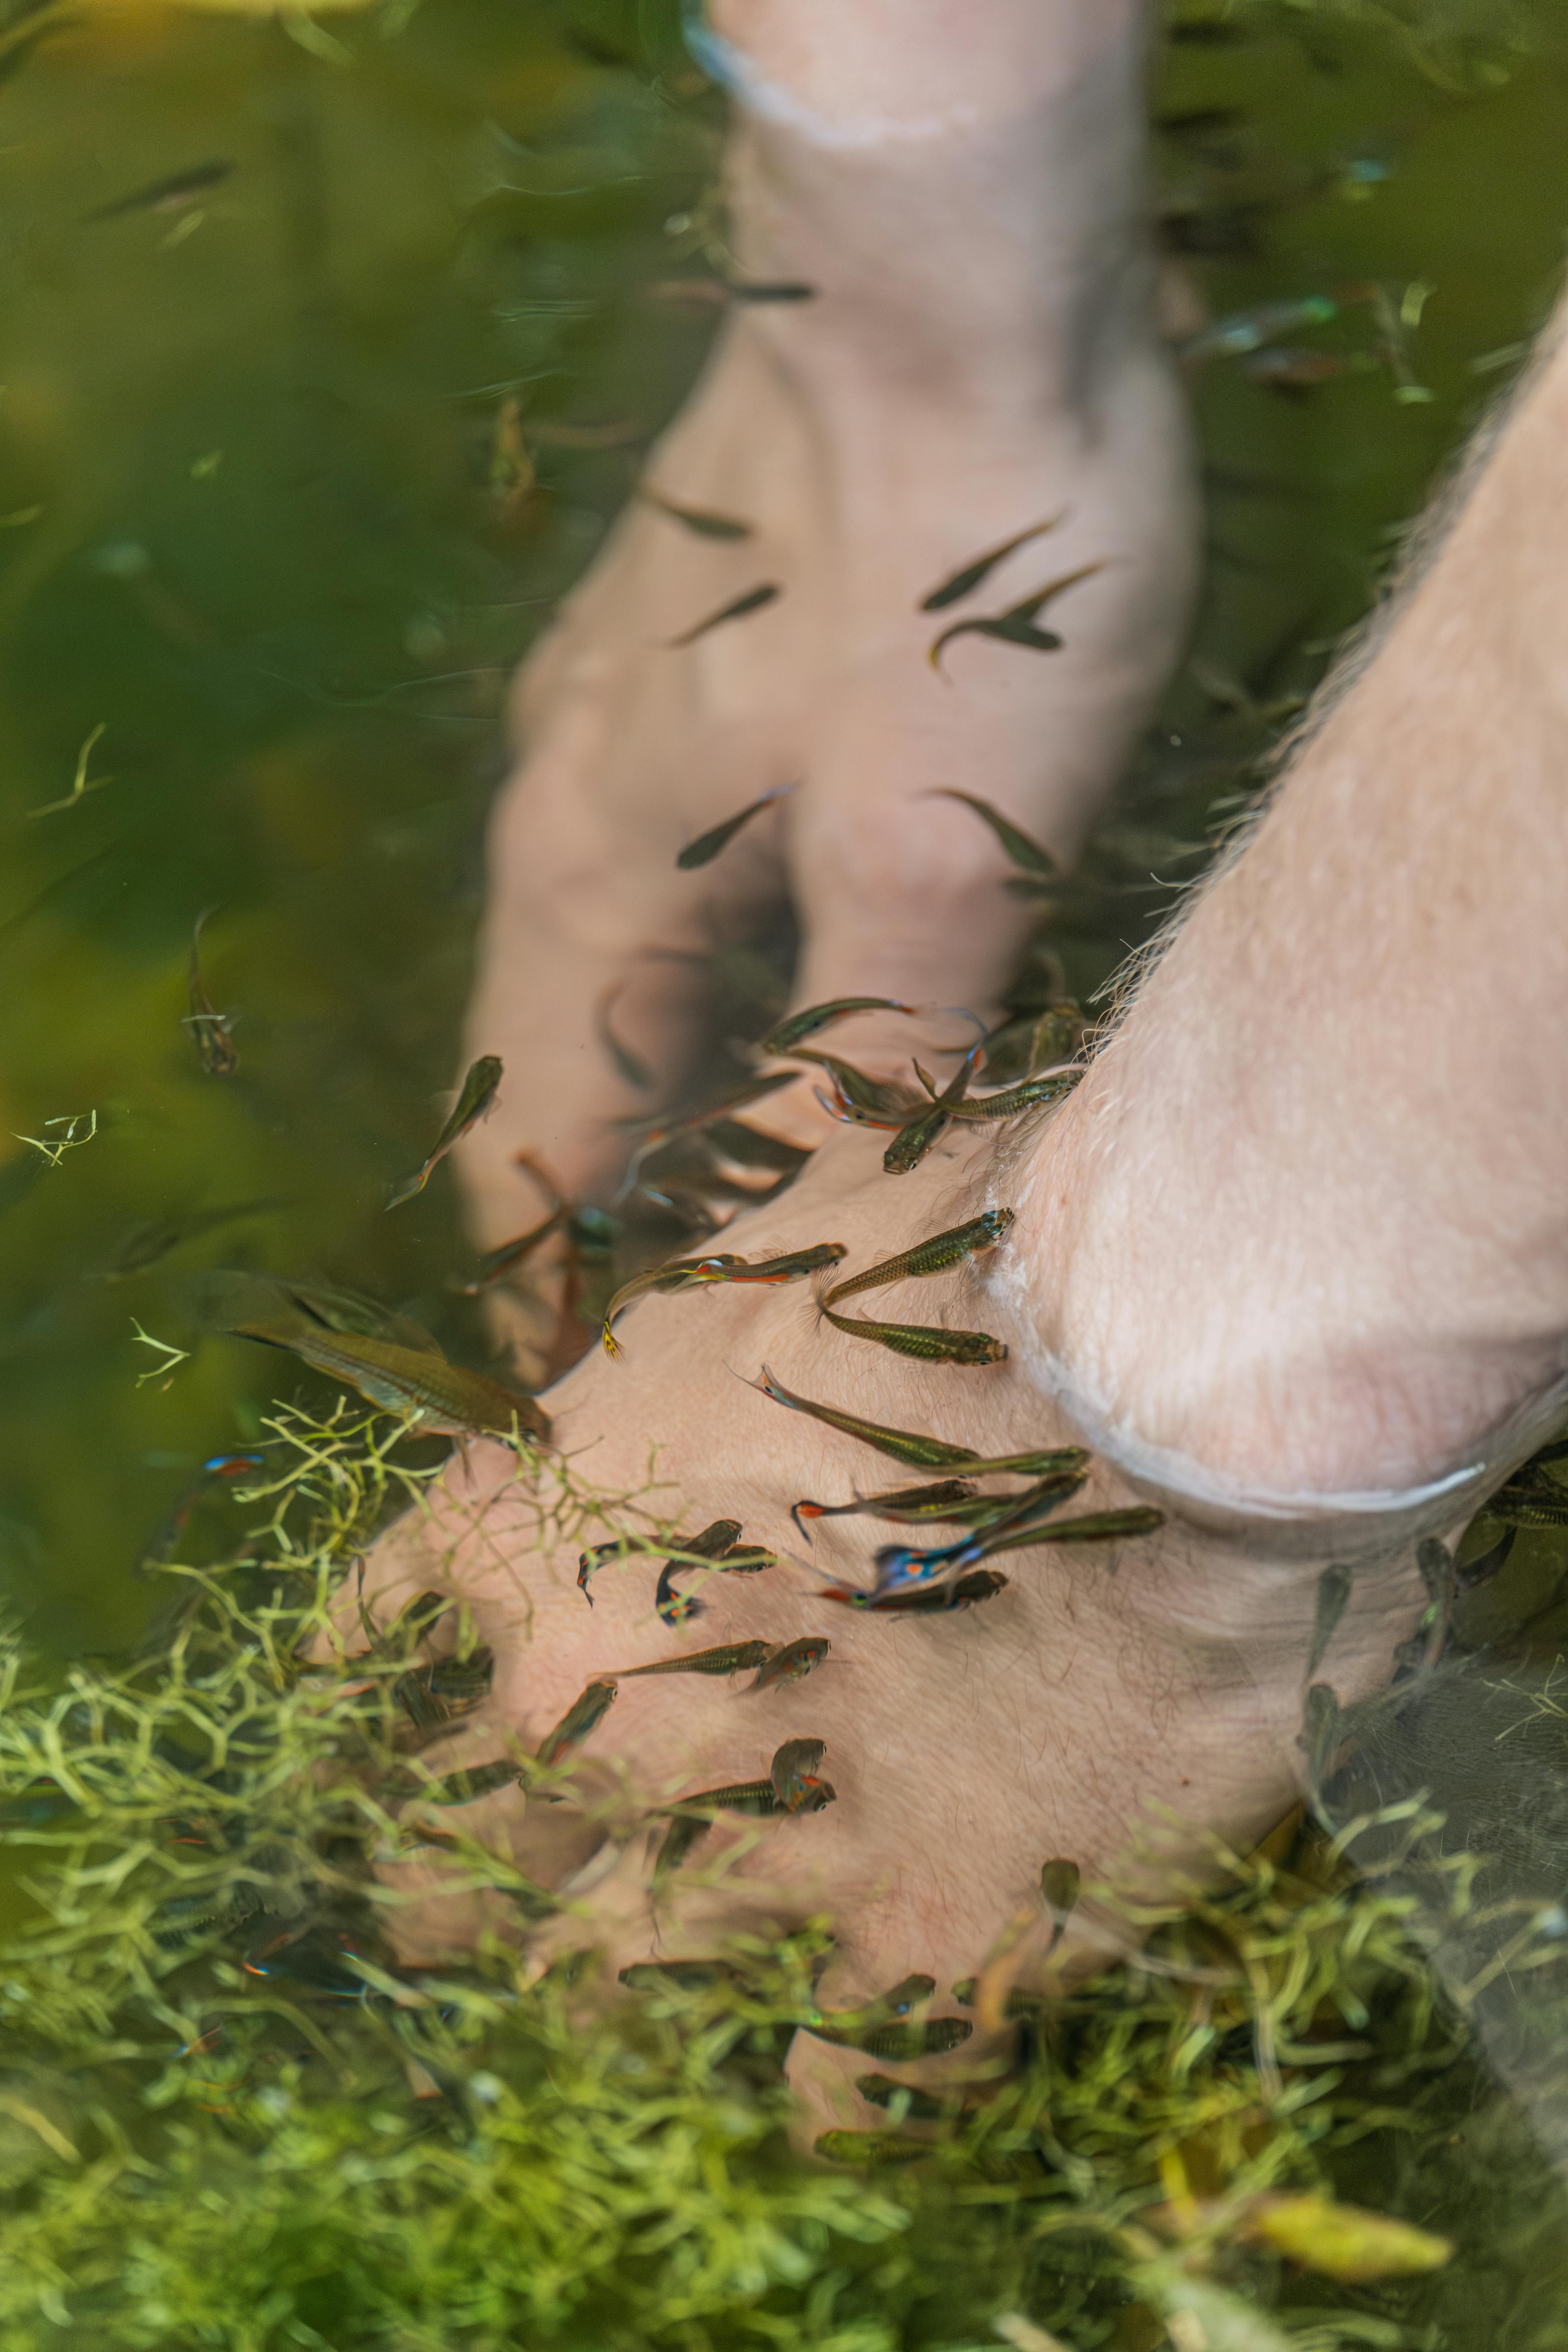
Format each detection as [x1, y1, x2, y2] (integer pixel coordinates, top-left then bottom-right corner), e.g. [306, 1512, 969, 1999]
[341, 1, 1568, 2129]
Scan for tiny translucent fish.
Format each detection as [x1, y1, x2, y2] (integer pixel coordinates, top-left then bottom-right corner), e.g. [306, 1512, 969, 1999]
[228, 1320, 549, 1443]
[83, 159, 235, 223]
[595, 982, 654, 1089]
[653, 1753, 832, 1885]
[939, 1070, 1083, 1123]
[883, 1045, 981, 1176]
[656, 1537, 773, 1626]
[929, 564, 1103, 677]
[1039, 1857, 1080, 1955]
[872, 1475, 1087, 1592]
[1243, 2194, 1451, 2283]
[413, 1754, 524, 1807]
[675, 781, 796, 871]
[579, 1517, 742, 1608]
[1299, 1681, 1341, 1785]
[825, 1209, 1014, 1308]
[1307, 1563, 1353, 1680]
[1481, 1467, 1568, 1529]
[1242, 346, 1350, 390]
[456, 1206, 567, 1296]
[792, 1479, 978, 1542]
[746, 1635, 830, 1692]
[613, 1070, 799, 1199]
[665, 583, 781, 652]
[853, 2075, 954, 2120]
[603, 1240, 845, 1358]
[820, 1300, 1008, 1366]
[929, 790, 1056, 878]
[809, 2013, 971, 2059]
[618, 1640, 774, 1680]
[637, 483, 752, 541]
[823, 1566, 1008, 1614]
[386, 1055, 503, 1211]
[619, 1958, 743, 1991]
[99, 1198, 287, 1280]
[920, 513, 1066, 612]
[815, 2129, 930, 2166]
[749, 1364, 986, 1472]
[536, 1677, 619, 1768]
[770, 1735, 831, 1812]
[978, 1504, 1162, 1556]
[786, 1050, 926, 1128]
[183, 907, 238, 1078]
[1179, 295, 1338, 361]
[759, 997, 916, 1058]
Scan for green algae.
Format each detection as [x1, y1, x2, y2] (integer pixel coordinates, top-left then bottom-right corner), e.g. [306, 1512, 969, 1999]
[0, 1405, 1562, 2350]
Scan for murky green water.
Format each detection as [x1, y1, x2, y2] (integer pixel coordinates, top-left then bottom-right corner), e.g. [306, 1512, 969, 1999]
[3, 1, 1568, 2341]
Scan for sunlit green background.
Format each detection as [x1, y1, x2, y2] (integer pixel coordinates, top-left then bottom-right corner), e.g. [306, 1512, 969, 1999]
[0, 0, 1565, 1683]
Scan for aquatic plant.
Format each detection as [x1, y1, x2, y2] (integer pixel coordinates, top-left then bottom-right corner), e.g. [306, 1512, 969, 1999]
[0, 1404, 1562, 2350]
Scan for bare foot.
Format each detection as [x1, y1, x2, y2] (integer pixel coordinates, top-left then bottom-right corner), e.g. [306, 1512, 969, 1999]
[457, 3, 1199, 1254]
[335, 1110, 1429, 2139]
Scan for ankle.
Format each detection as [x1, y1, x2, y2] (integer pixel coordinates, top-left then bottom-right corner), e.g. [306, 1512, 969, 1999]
[708, 16, 1160, 426]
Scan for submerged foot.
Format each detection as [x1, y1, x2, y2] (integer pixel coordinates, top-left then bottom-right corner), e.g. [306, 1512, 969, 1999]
[457, 9, 1199, 1289]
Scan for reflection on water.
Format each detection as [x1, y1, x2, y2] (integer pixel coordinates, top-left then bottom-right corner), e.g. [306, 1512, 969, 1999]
[2, 0, 1568, 2339]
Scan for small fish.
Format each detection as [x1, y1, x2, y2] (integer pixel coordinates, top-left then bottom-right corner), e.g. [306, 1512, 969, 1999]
[83, 159, 235, 223]
[978, 1504, 1163, 1555]
[409, 1753, 526, 1807]
[960, 1446, 1088, 1479]
[613, 1071, 799, 1198]
[882, 1046, 981, 1176]
[675, 781, 797, 871]
[1039, 1857, 1080, 1957]
[637, 484, 753, 541]
[595, 983, 654, 1090]
[825, 1209, 1014, 1308]
[97, 1198, 286, 1281]
[1155, 105, 1247, 137]
[792, 1479, 978, 1541]
[212, 1271, 443, 1357]
[619, 1958, 743, 1992]
[758, 997, 917, 1058]
[853, 2076, 955, 2121]
[603, 1240, 846, 1357]
[137, 1449, 265, 1570]
[930, 788, 1056, 877]
[920, 513, 1067, 611]
[823, 1567, 1008, 1614]
[1481, 1469, 1568, 1530]
[814, 2130, 931, 2166]
[228, 1320, 550, 1443]
[819, 1301, 1008, 1367]
[183, 907, 238, 1077]
[654, 1756, 825, 1884]
[771, 1735, 831, 1812]
[579, 1517, 742, 1607]
[939, 1071, 1082, 1123]
[656, 1539, 774, 1627]
[928, 564, 1103, 677]
[386, 1055, 504, 1211]
[871, 1476, 1086, 1592]
[1307, 1563, 1354, 1680]
[395, 1646, 493, 1732]
[748, 1365, 985, 1472]
[534, 1677, 619, 1768]
[809, 2015, 971, 2059]
[746, 1635, 830, 1693]
[784, 1051, 926, 1129]
[1179, 296, 1338, 362]
[455, 1207, 567, 1295]
[665, 583, 781, 651]
[1298, 1681, 1342, 1788]
[602, 1253, 741, 1357]
[487, 395, 535, 526]
[727, 278, 816, 302]
[618, 1640, 774, 1680]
